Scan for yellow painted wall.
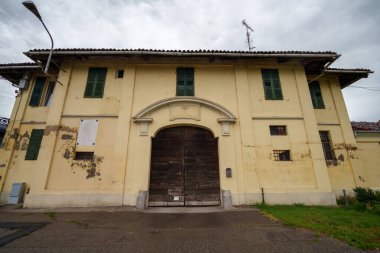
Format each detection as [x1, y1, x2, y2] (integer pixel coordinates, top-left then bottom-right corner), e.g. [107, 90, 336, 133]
[314, 77, 364, 195]
[355, 133, 380, 190]
[0, 58, 376, 207]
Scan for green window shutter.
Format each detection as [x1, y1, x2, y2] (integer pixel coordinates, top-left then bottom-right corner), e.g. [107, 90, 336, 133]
[29, 77, 46, 106]
[176, 68, 194, 96]
[84, 68, 107, 98]
[261, 69, 283, 100]
[309, 81, 325, 109]
[25, 129, 44, 160]
[264, 81, 273, 99]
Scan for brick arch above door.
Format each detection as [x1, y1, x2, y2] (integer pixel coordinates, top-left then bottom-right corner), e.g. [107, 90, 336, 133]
[132, 97, 237, 136]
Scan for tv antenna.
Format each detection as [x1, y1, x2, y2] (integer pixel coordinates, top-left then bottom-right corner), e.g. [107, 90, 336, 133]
[242, 19, 255, 51]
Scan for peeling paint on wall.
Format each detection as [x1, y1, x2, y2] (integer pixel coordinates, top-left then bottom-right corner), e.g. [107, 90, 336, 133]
[10, 128, 19, 139]
[71, 155, 104, 180]
[13, 130, 30, 151]
[61, 134, 73, 140]
[44, 125, 77, 136]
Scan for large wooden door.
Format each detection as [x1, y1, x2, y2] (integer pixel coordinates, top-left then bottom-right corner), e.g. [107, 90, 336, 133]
[149, 127, 220, 206]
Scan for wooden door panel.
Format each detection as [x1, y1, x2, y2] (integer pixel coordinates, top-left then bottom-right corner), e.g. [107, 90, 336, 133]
[183, 127, 220, 206]
[149, 126, 220, 207]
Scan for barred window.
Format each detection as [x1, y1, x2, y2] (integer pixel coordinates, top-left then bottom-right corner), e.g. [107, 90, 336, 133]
[319, 131, 336, 162]
[270, 125, 287, 135]
[273, 150, 291, 161]
[74, 152, 94, 160]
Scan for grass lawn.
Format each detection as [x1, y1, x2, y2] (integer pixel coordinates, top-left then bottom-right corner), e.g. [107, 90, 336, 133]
[256, 204, 380, 250]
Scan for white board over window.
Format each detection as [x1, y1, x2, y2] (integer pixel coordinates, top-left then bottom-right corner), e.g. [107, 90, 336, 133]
[77, 119, 99, 146]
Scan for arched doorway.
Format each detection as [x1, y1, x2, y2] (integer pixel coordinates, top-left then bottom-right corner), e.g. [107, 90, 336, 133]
[149, 126, 221, 206]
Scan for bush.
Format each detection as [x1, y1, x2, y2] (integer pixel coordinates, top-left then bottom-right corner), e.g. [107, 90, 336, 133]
[351, 202, 367, 211]
[337, 195, 356, 205]
[353, 187, 377, 204]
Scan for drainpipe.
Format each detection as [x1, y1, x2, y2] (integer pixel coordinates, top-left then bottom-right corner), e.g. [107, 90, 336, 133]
[307, 54, 341, 84]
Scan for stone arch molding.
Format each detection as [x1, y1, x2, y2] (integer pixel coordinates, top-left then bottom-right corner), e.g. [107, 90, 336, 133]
[133, 97, 237, 136]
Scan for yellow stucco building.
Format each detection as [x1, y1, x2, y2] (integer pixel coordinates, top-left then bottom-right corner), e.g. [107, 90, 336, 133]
[0, 49, 376, 208]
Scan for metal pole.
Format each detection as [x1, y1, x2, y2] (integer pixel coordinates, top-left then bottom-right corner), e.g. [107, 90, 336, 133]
[22, 1, 54, 74]
[39, 18, 54, 73]
[343, 189, 349, 206]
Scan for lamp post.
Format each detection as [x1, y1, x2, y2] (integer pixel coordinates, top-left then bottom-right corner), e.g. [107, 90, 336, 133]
[22, 1, 54, 73]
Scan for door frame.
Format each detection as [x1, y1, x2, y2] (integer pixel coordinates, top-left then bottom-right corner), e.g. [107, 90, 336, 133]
[148, 125, 221, 207]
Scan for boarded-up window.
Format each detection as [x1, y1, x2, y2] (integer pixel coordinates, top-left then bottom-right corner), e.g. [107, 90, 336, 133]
[176, 68, 194, 96]
[261, 69, 283, 100]
[76, 119, 99, 146]
[25, 129, 44, 160]
[29, 77, 46, 106]
[84, 68, 107, 98]
[309, 81, 325, 109]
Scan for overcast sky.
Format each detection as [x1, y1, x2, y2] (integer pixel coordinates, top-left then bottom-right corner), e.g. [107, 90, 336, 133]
[0, 0, 379, 121]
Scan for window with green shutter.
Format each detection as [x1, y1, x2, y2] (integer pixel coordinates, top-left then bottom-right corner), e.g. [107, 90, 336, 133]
[176, 68, 194, 96]
[261, 69, 283, 100]
[309, 81, 325, 109]
[25, 129, 44, 160]
[84, 67, 107, 98]
[29, 77, 46, 106]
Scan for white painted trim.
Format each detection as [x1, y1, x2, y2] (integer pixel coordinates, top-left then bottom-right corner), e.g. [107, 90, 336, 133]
[133, 97, 237, 121]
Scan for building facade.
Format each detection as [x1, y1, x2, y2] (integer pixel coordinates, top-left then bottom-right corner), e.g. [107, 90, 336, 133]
[0, 49, 375, 208]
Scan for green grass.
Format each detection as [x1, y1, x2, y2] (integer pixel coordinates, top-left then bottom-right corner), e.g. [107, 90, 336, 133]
[43, 211, 56, 220]
[255, 204, 380, 250]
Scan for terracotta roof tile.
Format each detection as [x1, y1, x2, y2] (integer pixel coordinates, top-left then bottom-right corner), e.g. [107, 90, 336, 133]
[26, 48, 337, 55]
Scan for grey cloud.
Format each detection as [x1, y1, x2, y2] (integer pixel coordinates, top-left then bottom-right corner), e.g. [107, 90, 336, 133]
[0, 0, 378, 120]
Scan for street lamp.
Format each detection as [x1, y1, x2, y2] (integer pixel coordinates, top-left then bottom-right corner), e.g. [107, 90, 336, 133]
[22, 1, 54, 74]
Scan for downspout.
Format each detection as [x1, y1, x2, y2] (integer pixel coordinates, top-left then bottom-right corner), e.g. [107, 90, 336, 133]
[307, 54, 341, 84]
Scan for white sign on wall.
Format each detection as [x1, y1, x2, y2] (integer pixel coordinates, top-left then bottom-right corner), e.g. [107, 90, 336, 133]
[77, 119, 99, 146]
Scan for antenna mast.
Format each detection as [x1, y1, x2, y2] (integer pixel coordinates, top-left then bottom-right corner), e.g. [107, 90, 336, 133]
[242, 19, 255, 51]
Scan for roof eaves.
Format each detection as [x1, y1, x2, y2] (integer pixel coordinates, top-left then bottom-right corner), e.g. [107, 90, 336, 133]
[24, 48, 338, 58]
[325, 68, 374, 74]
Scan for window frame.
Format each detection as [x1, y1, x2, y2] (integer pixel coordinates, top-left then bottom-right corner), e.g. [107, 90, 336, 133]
[273, 150, 292, 161]
[270, 125, 287, 136]
[29, 77, 46, 106]
[309, 81, 325, 109]
[25, 129, 44, 160]
[74, 152, 94, 161]
[319, 131, 336, 163]
[176, 67, 194, 96]
[84, 67, 108, 98]
[116, 69, 124, 79]
[43, 81, 56, 106]
[29, 77, 56, 107]
[261, 69, 283, 100]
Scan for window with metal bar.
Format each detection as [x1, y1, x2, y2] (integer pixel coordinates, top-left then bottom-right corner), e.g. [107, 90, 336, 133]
[74, 152, 94, 160]
[319, 131, 336, 162]
[270, 125, 287, 135]
[273, 150, 291, 161]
